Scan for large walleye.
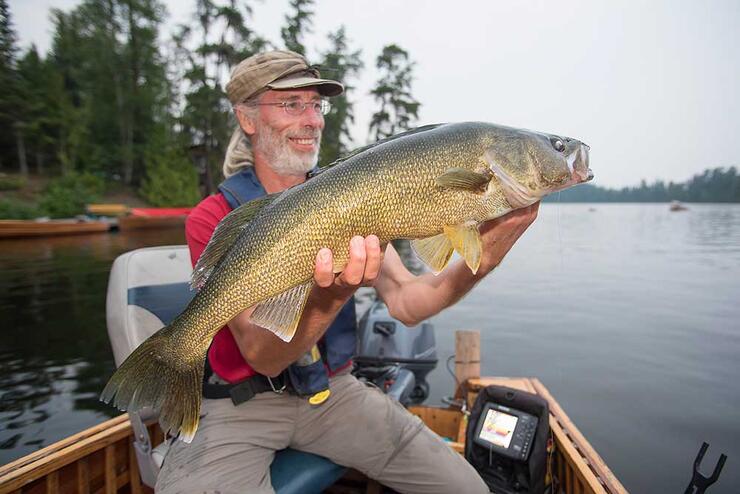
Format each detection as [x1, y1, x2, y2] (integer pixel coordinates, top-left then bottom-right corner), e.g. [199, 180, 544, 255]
[101, 122, 593, 440]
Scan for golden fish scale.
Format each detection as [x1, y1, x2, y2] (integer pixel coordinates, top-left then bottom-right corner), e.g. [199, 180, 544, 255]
[173, 123, 512, 347]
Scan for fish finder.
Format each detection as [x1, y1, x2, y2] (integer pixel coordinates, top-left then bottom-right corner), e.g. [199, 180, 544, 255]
[472, 402, 539, 462]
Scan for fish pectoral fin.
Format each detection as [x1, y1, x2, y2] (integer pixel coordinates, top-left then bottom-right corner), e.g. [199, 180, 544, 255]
[191, 192, 282, 289]
[411, 234, 454, 274]
[436, 168, 493, 193]
[444, 223, 482, 274]
[250, 280, 314, 343]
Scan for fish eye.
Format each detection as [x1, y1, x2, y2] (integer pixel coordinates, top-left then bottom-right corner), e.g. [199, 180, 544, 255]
[551, 138, 566, 152]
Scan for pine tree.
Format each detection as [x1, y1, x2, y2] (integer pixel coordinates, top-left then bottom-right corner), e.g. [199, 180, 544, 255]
[368, 44, 420, 141]
[0, 0, 23, 173]
[16, 45, 55, 175]
[281, 0, 314, 56]
[42, 0, 170, 183]
[318, 26, 362, 165]
[175, 0, 267, 193]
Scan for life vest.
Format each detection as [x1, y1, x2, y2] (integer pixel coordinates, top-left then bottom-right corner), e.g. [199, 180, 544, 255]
[218, 166, 358, 396]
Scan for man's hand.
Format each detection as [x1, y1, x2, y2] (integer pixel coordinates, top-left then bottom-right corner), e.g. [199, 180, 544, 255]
[477, 202, 539, 275]
[312, 235, 383, 295]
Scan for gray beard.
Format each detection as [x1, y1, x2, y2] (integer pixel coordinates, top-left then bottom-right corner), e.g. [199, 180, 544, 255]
[254, 123, 320, 177]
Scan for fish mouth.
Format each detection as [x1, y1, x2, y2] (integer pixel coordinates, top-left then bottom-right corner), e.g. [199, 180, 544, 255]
[566, 143, 593, 184]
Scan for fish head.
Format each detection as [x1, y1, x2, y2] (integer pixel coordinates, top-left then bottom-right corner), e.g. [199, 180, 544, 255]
[483, 127, 593, 209]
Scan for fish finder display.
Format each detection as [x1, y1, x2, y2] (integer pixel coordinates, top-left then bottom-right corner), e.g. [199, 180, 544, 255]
[478, 409, 518, 448]
[473, 402, 539, 461]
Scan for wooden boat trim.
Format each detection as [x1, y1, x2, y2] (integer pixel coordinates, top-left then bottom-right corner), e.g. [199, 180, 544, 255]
[532, 378, 627, 494]
[0, 415, 135, 492]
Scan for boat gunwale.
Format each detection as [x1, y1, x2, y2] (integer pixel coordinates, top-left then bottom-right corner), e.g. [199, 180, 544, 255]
[0, 414, 134, 492]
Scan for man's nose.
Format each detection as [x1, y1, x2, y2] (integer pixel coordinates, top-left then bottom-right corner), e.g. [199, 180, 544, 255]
[301, 107, 324, 129]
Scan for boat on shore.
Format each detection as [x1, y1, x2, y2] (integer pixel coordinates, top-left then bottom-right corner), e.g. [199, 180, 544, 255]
[116, 208, 192, 231]
[0, 218, 111, 239]
[0, 339, 626, 494]
[85, 204, 130, 217]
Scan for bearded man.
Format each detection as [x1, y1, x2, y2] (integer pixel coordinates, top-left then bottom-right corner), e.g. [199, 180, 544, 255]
[155, 50, 538, 494]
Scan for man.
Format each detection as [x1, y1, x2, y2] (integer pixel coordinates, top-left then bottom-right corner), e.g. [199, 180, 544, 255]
[156, 50, 539, 494]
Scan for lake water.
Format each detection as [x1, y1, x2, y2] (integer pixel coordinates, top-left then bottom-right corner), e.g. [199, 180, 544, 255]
[1, 203, 738, 493]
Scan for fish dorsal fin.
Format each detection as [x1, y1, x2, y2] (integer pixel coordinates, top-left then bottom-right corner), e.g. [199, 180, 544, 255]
[444, 223, 483, 274]
[436, 168, 493, 192]
[191, 192, 281, 290]
[250, 280, 314, 342]
[411, 233, 454, 274]
[326, 123, 446, 168]
[484, 149, 540, 208]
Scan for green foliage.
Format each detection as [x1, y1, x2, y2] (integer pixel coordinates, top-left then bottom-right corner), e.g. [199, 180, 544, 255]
[281, 0, 313, 55]
[319, 26, 363, 166]
[174, 0, 268, 194]
[139, 149, 201, 207]
[1, 0, 405, 204]
[39, 172, 104, 218]
[545, 166, 740, 203]
[0, 0, 22, 171]
[0, 198, 40, 219]
[0, 173, 25, 190]
[369, 44, 420, 141]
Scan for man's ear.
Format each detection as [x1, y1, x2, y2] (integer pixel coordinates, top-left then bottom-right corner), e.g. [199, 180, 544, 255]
[235, 107, 257, 135]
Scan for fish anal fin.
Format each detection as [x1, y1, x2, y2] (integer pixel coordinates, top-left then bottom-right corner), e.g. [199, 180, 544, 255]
[436, 168, 493, 193]
[250, 280, 314, 342]
[444, 223, 482, 274]
[411, 234, 454, 274]
[191, 192, 281, 289]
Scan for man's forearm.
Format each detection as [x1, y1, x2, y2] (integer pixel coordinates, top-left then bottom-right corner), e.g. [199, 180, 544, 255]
[382, 256, 493, 327]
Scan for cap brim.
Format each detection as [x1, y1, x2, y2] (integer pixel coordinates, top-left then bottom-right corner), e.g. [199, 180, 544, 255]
[267, 76, 344, 97]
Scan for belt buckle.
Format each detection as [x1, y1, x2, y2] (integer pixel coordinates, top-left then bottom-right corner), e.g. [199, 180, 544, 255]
[267, 374, 287, 394]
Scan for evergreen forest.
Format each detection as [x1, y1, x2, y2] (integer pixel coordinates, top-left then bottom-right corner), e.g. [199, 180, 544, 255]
[0, 0, 420, 216]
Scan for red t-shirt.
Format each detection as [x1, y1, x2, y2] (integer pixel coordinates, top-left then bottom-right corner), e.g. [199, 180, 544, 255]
[185, 193, 255, 383]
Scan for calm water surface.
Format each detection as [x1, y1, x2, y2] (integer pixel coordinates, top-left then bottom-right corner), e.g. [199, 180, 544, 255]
[1, 204, 739, 493]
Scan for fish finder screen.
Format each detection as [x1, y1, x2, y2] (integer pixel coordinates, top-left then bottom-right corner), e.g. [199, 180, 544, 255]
[478, 409, 518, 448]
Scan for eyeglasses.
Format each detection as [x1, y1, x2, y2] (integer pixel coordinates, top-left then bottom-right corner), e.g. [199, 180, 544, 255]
[247, 99, 332, 116]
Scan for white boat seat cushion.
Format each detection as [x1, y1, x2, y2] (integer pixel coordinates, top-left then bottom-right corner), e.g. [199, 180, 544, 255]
[106, 245, 193, 366]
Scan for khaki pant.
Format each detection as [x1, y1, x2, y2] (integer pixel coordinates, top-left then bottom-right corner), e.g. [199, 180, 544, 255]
[155, 372, 488, 494]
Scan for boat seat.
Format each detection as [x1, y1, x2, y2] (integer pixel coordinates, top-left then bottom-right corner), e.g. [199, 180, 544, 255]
[106, 246, 347, 492]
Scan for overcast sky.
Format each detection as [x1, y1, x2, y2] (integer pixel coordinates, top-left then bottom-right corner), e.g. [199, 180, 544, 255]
[9, 0, 740, 188]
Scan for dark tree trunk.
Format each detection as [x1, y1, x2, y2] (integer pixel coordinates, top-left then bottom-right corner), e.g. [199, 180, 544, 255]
[15, 127, 28, 177]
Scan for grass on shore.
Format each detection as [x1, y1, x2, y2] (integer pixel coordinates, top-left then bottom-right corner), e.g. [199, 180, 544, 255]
[0, 172, 152, 220]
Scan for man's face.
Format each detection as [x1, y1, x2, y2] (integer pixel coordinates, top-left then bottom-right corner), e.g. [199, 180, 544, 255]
[250, 88, 325, 176]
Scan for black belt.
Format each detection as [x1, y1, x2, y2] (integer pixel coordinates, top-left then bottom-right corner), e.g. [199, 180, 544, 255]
[202, 357, 291, 405]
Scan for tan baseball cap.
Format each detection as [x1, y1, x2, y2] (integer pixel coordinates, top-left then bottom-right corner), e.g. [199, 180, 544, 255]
[225, 50, 344, 105]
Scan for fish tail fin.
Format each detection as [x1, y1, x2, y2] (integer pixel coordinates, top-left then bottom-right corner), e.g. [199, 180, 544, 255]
[100, 325, 205, 442]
